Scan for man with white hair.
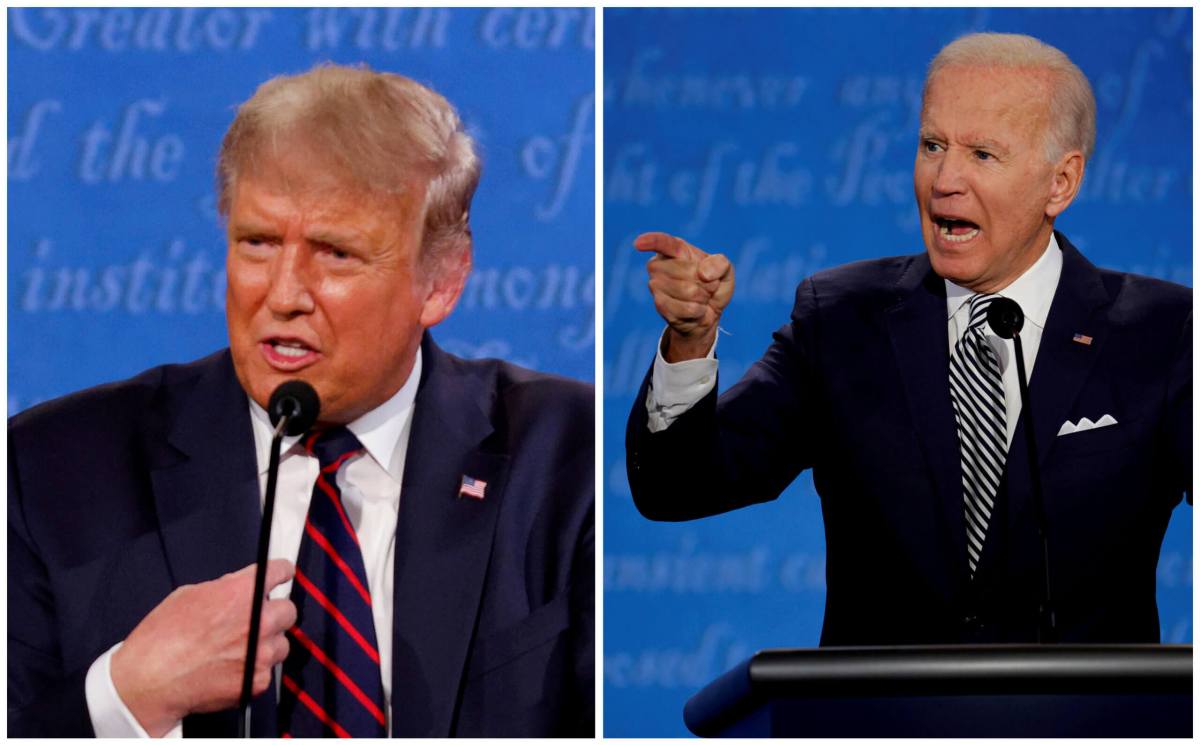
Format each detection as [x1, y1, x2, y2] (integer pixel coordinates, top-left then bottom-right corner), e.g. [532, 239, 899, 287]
[10, 64, 594, 737]
[627, 33, 1190, 644]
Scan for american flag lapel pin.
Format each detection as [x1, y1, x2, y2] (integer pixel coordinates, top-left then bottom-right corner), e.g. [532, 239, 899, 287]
[1072, 333, 1093, 346]
[459, 475, 487, 500]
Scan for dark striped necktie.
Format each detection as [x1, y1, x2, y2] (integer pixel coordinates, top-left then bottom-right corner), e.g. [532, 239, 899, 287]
[948, 294, 1007, 576]
[279, 427, 387, 737]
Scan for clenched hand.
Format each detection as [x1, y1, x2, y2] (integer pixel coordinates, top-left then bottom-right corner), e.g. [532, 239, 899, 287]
[110, 560, 297, 737]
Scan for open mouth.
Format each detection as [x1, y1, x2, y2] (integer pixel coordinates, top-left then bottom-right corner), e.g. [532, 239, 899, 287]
[935, 217, 980, 243]
[261, 338, 320, 368]
[270, 340, 311, 358]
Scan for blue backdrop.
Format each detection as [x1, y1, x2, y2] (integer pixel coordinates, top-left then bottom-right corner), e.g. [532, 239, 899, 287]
[603, 7, 1192, 737]
[8, 6, 595, 420]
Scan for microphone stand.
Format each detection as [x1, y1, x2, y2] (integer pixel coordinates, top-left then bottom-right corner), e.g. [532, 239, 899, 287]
[1010, 332, 1056, 643]
[237, 414, 289, 737]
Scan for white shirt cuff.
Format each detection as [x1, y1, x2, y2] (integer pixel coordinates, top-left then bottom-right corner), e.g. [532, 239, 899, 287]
[85, 642, 183, 738]
[645, 328, 718, 433]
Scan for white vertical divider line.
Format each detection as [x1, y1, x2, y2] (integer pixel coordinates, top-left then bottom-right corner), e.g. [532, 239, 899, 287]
[591, 4, 605, 739]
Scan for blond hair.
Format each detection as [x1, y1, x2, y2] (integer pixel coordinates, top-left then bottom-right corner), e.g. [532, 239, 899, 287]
[217, 63, 482, 271]
[925, 32, 1096, 162]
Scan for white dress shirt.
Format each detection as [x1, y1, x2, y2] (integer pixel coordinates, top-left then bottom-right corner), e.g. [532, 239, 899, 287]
[646, 235, 1063, 447]
[944, 234, 1062, 446]
[85, 349, 422, 737]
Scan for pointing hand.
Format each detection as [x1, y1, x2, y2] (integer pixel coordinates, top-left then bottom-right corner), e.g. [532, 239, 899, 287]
[635, 231, 735, 362]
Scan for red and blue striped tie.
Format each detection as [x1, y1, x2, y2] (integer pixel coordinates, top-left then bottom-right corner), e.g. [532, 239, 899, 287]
[279, 427, 387, 737]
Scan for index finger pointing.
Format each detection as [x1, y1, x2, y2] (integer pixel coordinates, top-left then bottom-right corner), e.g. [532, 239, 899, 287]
[634, 232, 694, 260]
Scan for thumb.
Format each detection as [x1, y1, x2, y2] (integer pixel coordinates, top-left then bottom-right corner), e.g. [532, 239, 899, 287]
[697, 253, 732, 283]
[264, 559, 295, 591]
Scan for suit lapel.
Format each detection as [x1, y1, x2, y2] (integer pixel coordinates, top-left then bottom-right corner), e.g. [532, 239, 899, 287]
[145, 352, 273, 736]
[883, 256, 968, 599]
[149, 352, 260, 587]
[390, 336, 509, 737]
[1006, 233, 1111, 530]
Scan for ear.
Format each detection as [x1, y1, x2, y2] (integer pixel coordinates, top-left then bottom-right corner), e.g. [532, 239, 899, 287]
[1045, 150, 1085, 219]
[418, 244, 472, 328]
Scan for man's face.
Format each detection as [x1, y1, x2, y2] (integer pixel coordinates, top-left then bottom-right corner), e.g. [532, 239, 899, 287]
[914, 64, 1063, 293]
[225, 153, 460, 424]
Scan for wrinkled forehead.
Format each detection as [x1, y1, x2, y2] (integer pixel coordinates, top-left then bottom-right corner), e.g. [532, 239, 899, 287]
[920, 64, 1054, 130]
[924, 63, 1054, 104]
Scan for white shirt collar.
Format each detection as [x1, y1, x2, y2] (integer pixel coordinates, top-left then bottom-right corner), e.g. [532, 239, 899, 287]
[945, 232, 1063, 331]
[248, 346, 422, 482]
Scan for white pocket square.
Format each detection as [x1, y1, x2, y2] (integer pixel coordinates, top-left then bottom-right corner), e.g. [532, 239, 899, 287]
[1057, 414, 1117, 436]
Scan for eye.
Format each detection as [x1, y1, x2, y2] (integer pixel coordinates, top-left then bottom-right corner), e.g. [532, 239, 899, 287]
[974, 149, 994, 161]
[237, 235, 276, 253]
[922, 139, 943, 154]
[317, 242, 355, 262]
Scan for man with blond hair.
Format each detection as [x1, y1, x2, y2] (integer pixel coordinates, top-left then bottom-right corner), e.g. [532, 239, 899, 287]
[10, 64, 594, 737]
[628, 33, 1190, 644]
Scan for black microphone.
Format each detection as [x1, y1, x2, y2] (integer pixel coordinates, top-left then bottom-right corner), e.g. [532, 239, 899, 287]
[239, 381, 320, 735]
[268, 380, 321, 436]
[985, 296, 1024, 339]
[986, 297, 1056, 643]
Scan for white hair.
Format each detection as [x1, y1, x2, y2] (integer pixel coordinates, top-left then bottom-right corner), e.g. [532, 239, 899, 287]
[925, 32, 1096, 162]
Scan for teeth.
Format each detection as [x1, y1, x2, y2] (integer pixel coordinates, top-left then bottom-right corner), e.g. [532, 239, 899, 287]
[272, 343, 310, 358]
[939, 224, 980, 243]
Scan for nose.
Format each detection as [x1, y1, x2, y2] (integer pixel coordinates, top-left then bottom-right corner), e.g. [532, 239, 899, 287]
[265, 244, 316, 318]
[930, 148, 969, 197]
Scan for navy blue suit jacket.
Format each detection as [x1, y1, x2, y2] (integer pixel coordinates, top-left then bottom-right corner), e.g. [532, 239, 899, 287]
[627, 234, 1190, 645]
[9, 334, 594, 737]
